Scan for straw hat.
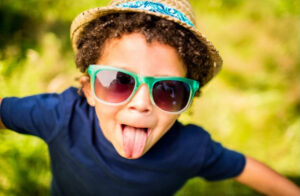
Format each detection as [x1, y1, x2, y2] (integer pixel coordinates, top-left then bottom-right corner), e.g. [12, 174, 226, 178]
[70, 0, 222, 86]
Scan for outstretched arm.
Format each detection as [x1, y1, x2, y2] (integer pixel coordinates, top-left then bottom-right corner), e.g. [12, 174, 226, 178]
[235, 156, 300, 196]
[0, 98, 6, 129]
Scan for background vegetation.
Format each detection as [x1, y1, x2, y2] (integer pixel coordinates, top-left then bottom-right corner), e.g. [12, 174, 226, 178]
[0, 0, 299, 195]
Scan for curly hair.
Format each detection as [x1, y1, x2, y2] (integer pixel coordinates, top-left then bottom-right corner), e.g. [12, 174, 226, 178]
[75, 12, 212, 94]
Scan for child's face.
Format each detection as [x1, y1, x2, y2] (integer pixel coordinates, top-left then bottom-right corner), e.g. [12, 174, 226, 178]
[84, 33, 186, 159]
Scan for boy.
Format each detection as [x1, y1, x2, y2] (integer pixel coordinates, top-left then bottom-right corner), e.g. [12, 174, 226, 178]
[0, 0, 299, 195]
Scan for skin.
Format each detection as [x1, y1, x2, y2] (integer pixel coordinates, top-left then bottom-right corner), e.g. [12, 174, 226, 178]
[82, 33, 186, 159]
[0, 32, 299, 195]
[235, 156, 300, 196]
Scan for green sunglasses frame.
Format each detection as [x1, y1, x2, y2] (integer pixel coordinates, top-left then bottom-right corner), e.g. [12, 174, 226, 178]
[88, 65, 200, 114]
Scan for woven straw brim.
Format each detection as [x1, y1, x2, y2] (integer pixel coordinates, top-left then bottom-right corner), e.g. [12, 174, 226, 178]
[70, 6, 223, 86]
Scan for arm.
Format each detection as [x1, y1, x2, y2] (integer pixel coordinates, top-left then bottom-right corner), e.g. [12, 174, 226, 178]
[235, 156, 300, 196]
[0, 98, 6, 129]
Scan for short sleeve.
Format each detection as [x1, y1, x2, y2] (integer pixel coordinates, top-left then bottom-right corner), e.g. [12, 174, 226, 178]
[198, 137, 246, 181]
[0, 88, 78, 143]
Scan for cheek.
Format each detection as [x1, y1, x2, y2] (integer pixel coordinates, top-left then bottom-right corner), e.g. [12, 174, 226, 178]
[159, 112, 179, 126]
[160, 115, 178, 129]
[154, 113, 179, 139]
[95, 103, 119, 120]
[94, 103, 121, 138]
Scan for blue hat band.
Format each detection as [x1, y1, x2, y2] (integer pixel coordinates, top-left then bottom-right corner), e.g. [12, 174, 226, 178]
[115, 1, 194, 27]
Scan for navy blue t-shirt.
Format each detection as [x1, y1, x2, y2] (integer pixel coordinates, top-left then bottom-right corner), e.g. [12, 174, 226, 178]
[1, 87, 245, 196]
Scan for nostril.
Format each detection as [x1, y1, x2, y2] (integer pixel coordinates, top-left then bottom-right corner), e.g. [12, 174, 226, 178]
[129, 105, 151, 114]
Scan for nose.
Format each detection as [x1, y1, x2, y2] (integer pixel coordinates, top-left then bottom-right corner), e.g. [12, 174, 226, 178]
[126, 84, 153, 114]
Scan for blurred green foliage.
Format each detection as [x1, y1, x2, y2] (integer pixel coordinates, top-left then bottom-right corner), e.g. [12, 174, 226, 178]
[0, 0, 299, 195]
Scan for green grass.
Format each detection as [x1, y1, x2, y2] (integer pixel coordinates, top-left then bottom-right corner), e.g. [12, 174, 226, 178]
[0, 0, 299, 195]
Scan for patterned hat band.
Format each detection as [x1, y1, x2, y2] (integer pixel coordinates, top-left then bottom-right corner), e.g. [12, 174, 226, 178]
[115, 1, 194, 27]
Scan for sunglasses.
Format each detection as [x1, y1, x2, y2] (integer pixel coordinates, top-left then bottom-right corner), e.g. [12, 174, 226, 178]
[88, 65, 199, 114]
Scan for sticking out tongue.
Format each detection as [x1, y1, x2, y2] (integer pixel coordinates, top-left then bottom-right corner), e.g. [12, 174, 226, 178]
[122, 125, 148, 159]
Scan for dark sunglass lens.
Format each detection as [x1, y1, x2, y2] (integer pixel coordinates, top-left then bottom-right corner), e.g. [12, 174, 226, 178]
[94, 70, 135, 103]
[153, 80, 190, 112]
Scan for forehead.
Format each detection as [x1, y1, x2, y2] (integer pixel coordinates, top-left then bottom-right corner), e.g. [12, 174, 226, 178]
[97, 33, 187, 77]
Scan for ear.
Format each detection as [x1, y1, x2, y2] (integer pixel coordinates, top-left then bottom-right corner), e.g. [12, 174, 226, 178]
[80, 75, 96, 106]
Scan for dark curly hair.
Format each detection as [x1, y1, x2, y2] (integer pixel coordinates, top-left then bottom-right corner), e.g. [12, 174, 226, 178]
[75, 12, 212, 95]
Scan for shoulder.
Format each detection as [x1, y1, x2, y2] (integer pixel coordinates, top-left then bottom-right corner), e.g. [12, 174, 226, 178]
[57, 87, 93, 122]
[31, 87, 87, 116]
[157, 121, 211, 151]
[40, 87, 94, 143]
[59, 87, 82, 102]
[175, 122, 212, 146]
[52, 87, 88, 111]
[156, 122, 213, 168]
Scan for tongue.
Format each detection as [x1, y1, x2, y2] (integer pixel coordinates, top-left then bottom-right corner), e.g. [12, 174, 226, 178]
[123, 125, 148, 158]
